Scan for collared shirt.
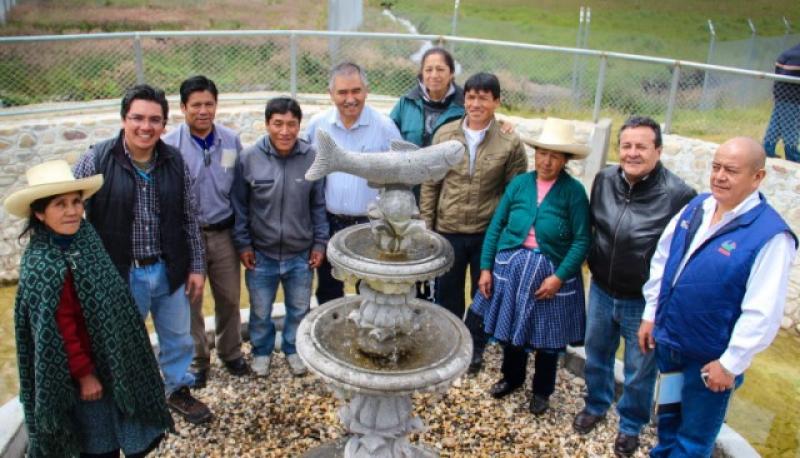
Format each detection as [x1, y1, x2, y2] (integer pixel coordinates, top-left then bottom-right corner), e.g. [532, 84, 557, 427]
[462, 119, 491, 176]
[72, 135, 205, 274]
[304, 105, 401, 216]
[163, 122, 242, 226]
[643, 190, 797, 374]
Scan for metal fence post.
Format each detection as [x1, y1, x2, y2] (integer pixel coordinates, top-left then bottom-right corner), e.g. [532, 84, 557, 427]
[664, 63, 681, 134]
[592, 54, 607, 123]
[290, 33, 298, 99]
[700, 20, 716, 110]
[780, 16, 792, 53]
[577, 7, 591, 106]
[571, 7, 585, 106]
[745, 19, 757, 70]
[133, 33, 145, 85]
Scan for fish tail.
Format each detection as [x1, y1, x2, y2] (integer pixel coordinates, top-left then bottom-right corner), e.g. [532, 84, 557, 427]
[305, 130, 338, 181]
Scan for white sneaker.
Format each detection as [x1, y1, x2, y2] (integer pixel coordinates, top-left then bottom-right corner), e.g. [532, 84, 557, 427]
[251, 355, 271, 377]
[286, 353, 307, 377]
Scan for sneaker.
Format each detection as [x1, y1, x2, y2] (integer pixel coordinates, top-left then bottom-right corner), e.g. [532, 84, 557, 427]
[286, 353, 307, 377]
[223, 356, 250, 376]
[167, 387, 212, 424]
[251, 355, 271, 377]
[573, 409, 606, 434]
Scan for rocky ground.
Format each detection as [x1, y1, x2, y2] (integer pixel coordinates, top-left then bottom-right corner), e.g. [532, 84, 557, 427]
[157, 344, 657, 457]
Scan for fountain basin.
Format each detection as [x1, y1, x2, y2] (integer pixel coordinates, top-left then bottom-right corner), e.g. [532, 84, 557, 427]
[296, 296, 471, 396]
[327, 225, 453, 293]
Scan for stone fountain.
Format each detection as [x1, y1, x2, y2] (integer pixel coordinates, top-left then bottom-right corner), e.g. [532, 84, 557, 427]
[296, 131, 472, 457]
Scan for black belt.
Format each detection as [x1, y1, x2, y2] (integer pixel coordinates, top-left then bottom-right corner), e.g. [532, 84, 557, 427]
[132, 256, 160, 268]
[202, 215, 234, 232]
[327, 212, 368, 225]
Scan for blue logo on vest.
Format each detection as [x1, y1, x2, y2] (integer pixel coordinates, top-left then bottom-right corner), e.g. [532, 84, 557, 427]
[718, 240, 736, 257]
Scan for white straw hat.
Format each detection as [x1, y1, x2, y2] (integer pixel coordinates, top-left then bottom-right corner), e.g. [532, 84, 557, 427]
[520, 117, 591, 158]
[3, 160, 103, 218]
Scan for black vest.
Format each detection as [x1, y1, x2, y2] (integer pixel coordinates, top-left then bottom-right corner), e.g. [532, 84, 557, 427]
[85, 131, 190, 293]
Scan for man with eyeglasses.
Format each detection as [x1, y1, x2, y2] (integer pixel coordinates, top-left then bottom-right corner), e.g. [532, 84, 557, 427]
[74, 84, 212, 425]
[163, 76, 249, 389]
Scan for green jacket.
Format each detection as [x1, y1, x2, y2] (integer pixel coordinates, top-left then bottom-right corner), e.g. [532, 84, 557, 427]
[389, 83, 464, 147]
[480, 170, 591, 281]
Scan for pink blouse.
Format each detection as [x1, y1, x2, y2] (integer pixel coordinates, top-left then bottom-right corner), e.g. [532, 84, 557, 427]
[522, 178, 557, 249]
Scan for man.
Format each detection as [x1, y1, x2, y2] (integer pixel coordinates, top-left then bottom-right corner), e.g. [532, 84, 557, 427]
[763, 42, 800, 163]
[572, 116, 696, 456]
[304, 62, 402, 305]
[638, 137, 797, 457]
[162, 75, 249, 388]
[232, 97, 328, 378]
[419, 72, 527, 374]
[74, 84, 212, 424]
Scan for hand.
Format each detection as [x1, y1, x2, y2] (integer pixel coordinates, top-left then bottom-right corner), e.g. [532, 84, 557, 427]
[78, 373, 103, 401]
[637, 320, 656, 353]
[185, 273, 205, 304]
[240, 251, 256, 270]
[478, 269, 493, 298]
[533, 275, 562, 300]
[499, 119, 516, 134]
[701, 360, 735, 392]
[309, 250, 324, 269]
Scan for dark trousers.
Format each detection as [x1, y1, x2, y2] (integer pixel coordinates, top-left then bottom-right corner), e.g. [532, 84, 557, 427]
[501, 345, 560, 398]
[315, 212, 369, 305]
[80, 434, 164, 458]
[435, 232, 488, 359]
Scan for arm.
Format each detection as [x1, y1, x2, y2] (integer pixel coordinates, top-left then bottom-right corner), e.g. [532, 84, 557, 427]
[231, 155, 255, 270]
[72, 147, 97, 179]
[182, 162, 206, 302]
[637, 209, 682, 352]
[419, 179, 442, 230]
[479, 179, 517, 270]
[309, 175, 329, 264]
[389, 99, 403, 130]
[505, 137, 529, 183]
[552, 182, 591, 281]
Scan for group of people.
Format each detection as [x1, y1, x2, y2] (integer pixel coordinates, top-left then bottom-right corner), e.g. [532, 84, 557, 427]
[6, 45, 797, 458]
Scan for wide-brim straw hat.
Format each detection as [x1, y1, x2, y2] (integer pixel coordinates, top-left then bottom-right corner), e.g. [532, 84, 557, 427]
[520, 117, 591, 158]
[3, 159, 103, 218]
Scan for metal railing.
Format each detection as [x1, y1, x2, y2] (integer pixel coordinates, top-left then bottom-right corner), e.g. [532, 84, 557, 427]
[1, 29, 799, 150]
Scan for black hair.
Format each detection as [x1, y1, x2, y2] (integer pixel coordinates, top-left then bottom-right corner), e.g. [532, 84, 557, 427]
[463, 72, 501, 99]
[619, 116, 662, 149]
[120, 84, 169, 122]
[179, 75, 219, 105]
[19, 194, 60, 240]
[419, 47, 456, 75]
[265, 97, 303, 123]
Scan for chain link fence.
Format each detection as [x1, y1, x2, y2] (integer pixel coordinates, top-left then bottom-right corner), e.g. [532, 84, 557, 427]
[1, 30, 799, 159]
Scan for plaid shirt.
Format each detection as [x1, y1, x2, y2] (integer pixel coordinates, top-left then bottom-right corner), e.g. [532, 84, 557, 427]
[73, 137, 205, 274]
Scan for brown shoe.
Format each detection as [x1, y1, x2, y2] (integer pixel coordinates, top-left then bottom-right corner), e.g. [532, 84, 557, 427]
[614, 432, 639, 457]
[167, 387, 213, 424]
[573, 409, 606, 434]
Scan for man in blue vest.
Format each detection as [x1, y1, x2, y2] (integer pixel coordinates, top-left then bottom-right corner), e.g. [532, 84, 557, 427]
[637, 137, 797, 457]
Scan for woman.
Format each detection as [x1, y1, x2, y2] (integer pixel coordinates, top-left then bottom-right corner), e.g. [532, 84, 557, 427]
[4, 160, 173, 458]
[471, 118, 591, 415]
[390, 46, 464, 148]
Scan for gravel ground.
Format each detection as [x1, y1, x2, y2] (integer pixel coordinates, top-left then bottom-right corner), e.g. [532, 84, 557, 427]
[157, 344, 657, 457]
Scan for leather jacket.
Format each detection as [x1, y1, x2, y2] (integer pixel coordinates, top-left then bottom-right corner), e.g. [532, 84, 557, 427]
[588, 162, 696, 299]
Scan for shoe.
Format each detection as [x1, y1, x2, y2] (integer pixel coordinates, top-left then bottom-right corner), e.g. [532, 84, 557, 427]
[251, 355, 271, 377]
[614, 432, 639, 457]
[286, 353, 308, 377]
[573, 409, 606, 434]
[488, 379, 521, 399]
[189, 367, 208, 389]
[529, 395, 549, 415]
[167, 387, 213, 425]
[467, 352, 483, 375]
[223, 356, 250, 376]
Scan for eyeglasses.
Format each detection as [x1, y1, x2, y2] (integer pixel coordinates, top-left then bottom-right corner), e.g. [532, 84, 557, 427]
[126, 114, 165, 127]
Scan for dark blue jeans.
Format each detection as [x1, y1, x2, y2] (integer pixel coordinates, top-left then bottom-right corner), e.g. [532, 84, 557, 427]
[583, 282, 657, 436]
[435, 232, 484, 319]
[650, 345, 743, 458]
[763, 99, 800, 162]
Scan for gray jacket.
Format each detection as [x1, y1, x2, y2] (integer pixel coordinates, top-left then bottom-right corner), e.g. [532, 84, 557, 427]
[231, 136, 328, 260]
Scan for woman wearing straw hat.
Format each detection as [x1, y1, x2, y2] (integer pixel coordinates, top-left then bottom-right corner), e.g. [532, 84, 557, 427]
[470, 118, 591, 415]
[5, 160, 173, 458]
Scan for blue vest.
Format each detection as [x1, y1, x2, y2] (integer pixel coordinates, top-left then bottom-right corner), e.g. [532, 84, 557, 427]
[654, 193, 796, 362]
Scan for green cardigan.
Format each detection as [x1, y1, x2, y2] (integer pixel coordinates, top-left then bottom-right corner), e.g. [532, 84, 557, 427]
[480, 170, 591, 281]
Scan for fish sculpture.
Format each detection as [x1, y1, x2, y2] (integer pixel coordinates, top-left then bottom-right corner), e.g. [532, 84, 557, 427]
[305, 130, 465, 186]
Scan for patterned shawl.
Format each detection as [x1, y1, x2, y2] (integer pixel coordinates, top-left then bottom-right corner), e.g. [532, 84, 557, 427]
[14, 221, 173, 458]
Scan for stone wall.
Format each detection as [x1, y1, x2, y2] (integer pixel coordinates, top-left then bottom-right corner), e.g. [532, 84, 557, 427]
[0, 104, 797, 334]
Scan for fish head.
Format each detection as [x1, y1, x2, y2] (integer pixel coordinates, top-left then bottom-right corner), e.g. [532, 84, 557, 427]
[441, 141, 466, 166]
